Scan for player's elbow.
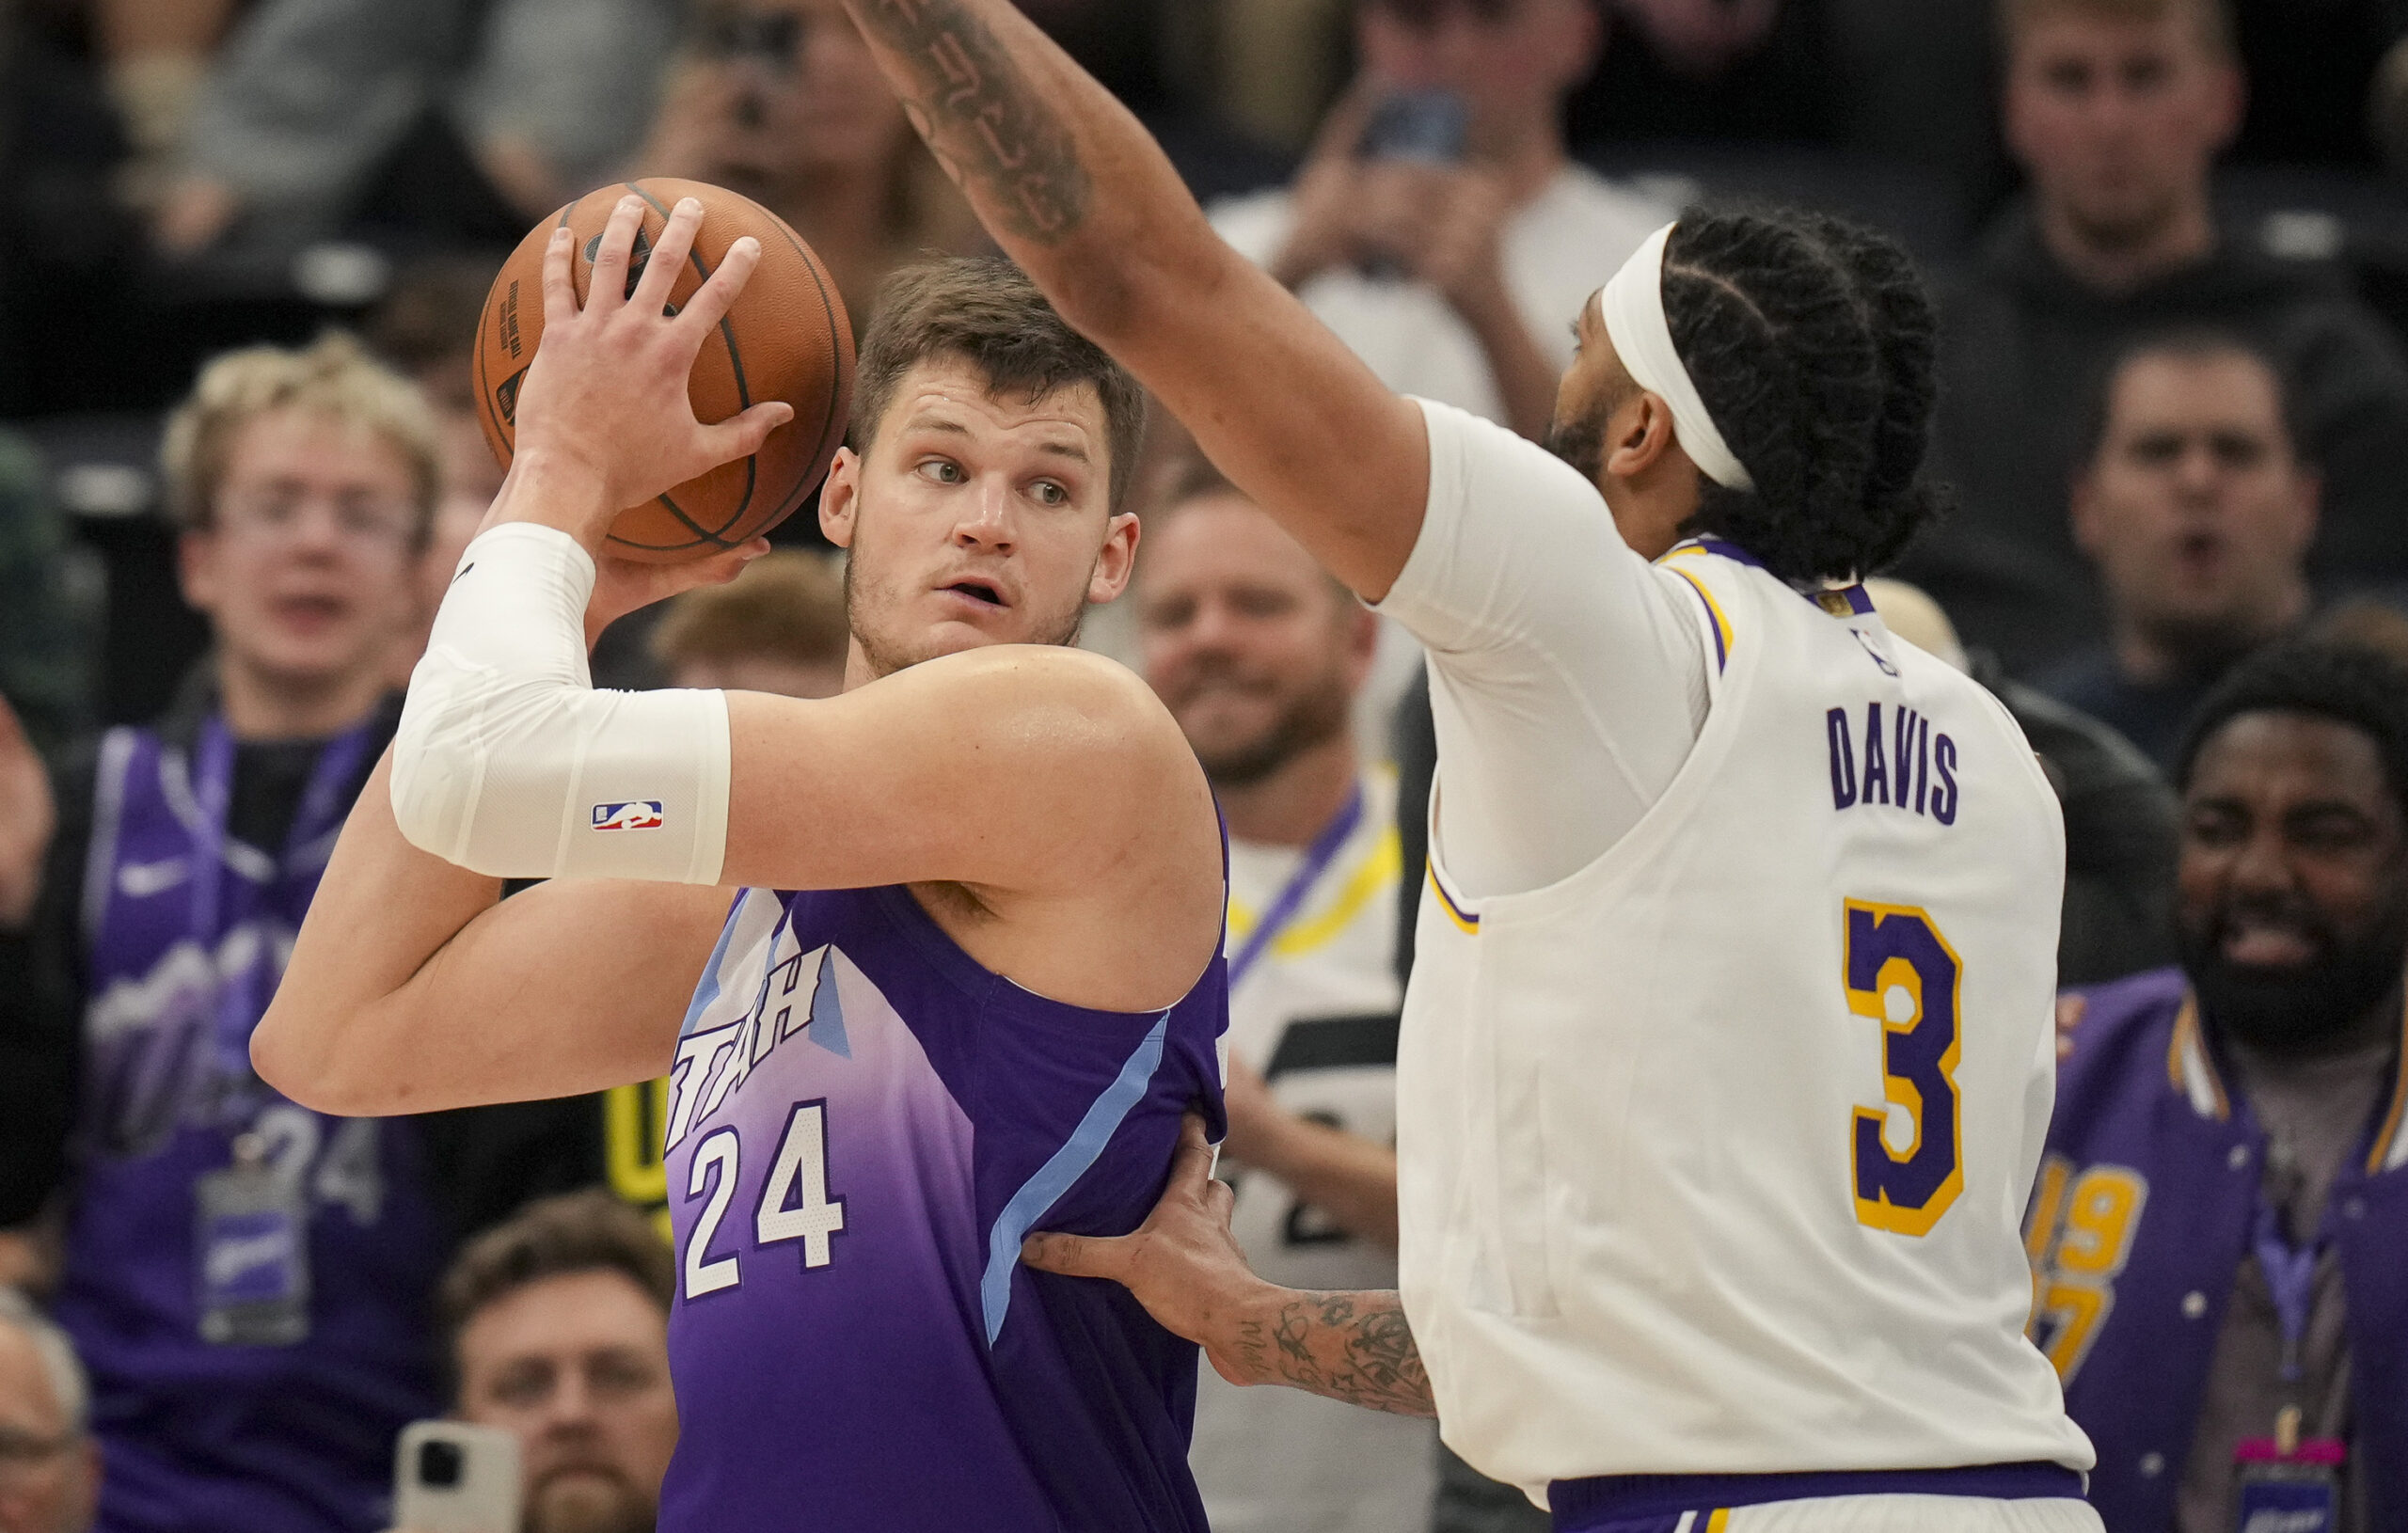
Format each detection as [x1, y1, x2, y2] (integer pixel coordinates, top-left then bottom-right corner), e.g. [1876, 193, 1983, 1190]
[248, 1006, 367, 1116]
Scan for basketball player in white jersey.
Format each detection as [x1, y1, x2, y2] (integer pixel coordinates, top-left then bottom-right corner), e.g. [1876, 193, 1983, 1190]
[1136, 461, 1434, 1532]
[818, 2, 2104, 1528]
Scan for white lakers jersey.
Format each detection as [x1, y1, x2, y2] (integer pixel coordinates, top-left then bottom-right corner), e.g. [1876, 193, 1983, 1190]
[1397, 538, 2096, 1502]
[1190, 769, 1440, 1533]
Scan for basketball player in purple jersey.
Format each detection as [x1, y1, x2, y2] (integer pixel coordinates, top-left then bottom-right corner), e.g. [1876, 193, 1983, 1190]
[251, 219, 1228, 1530]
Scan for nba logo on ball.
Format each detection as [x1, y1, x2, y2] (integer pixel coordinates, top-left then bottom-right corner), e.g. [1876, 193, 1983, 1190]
[592, 801, 666, 831]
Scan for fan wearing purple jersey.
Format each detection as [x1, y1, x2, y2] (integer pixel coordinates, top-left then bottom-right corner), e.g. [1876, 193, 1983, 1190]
[249, 225, 1229, 1533]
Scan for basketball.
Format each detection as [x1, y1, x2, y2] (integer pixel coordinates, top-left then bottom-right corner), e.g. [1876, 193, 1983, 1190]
[473, 178, 855, 563]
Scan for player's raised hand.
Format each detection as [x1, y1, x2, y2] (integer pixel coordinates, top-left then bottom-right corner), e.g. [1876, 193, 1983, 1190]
[1022, 1113, 1269, 1386]
[503, 194, 794, 553]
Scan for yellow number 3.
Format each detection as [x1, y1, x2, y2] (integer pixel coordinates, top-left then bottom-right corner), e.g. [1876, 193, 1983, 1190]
[1846, 901, 1965, 1237]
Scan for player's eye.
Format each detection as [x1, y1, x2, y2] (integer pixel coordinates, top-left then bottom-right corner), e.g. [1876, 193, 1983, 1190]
[916, 459, 965, 485]
[1030, 480, 1068, 507]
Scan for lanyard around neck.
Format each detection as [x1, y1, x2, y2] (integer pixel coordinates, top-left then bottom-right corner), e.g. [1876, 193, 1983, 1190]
[1226, 782, 1367, 992]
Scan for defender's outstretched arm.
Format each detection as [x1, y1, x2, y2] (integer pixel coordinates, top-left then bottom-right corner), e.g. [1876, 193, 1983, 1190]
[831, 0, 1433, 600]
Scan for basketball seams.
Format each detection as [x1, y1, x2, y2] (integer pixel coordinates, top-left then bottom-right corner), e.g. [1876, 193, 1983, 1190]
[623, 181, 755, 552]
[476, 181, 849, 561]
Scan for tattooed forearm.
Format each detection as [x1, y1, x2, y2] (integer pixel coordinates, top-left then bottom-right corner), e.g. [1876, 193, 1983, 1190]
[852, 0, 1091, 243]
[1228, 1289, 1435, 1416]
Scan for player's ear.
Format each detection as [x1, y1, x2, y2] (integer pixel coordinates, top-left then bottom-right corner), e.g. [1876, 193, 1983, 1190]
[819, 447, 861, 549]
[1604, 391, 1678, 480]
[1087, 511, 1140, 605]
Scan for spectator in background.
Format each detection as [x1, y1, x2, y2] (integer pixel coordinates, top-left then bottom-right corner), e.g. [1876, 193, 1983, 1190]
[2040, 330, 2320, 768]
[430, 1193, 677, 1533]
[1133, 461, 1434, 1533]
[1867, 577, 2179, 985]
[636, 0, 982, 335]
[1211, 0, 1671, 439]
[2036, 641, 2408, 1530]
[153, 0, 678, 254]
[648, 550, 849, 700]
[0, 335, 448, 1533]
[1912, 0, 2408, 676]
[368, 257, 511, 681]
[0, 1288, 99, 1533]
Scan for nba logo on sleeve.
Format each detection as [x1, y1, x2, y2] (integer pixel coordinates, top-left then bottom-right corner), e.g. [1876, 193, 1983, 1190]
[592, 801, 666, 831]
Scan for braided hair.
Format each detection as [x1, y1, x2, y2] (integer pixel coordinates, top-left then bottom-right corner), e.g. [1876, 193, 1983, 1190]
[1656, 208, 1950, 584]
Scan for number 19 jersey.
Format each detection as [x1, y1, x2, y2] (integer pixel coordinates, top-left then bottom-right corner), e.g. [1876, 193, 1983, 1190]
[658, 882, 1228, 1531]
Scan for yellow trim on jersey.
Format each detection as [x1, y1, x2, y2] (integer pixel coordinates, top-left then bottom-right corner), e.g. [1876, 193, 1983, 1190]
[1426, 860, 1480, 934]
[1226, 825, 1404, 963]
[1661, 563, 1735, 668]
[1704, 1510, 1731, 1533]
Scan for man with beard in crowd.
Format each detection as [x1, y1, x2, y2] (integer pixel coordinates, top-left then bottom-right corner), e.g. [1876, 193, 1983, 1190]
[408, 1192, 679, 1533]
[1133, 461, 1433, 1533]
[2035, 640, 2408, 1532]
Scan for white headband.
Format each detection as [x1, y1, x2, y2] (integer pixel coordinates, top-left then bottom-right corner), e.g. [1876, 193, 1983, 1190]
[1597, 223, 1756, 493]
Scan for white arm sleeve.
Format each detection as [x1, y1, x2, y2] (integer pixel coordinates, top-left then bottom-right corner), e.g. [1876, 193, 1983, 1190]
[390, 522, 731, 884]
[1375, 399, 1711, 898]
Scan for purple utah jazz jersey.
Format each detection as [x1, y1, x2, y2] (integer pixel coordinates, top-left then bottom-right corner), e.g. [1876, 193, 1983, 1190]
[659, 882, 1228, 1532]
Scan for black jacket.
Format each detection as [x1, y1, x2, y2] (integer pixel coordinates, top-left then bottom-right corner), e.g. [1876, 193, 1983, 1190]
[1908, 205, 2408, 674]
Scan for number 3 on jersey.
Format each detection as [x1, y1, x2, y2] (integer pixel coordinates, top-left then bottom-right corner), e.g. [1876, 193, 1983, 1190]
[1846, 901, 1963, 1237]
[684, 1100, 847, 1298]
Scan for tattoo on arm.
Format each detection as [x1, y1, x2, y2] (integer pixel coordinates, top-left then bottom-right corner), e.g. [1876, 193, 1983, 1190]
[1230, 1290, 1435, 1417]
[854, 0, 1090, 243]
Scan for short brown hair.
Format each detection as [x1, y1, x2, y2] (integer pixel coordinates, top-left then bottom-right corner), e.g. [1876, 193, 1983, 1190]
[161, 331, 443, 542]
[1999, 0, 2233, 57]
[848, 257, 1148, 509]
[438, 1191, 674, 1365]
[650, 550, 850, 672]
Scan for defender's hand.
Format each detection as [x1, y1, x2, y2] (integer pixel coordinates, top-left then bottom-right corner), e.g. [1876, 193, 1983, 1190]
[1021, 1113, 1272, 1387]
[503, 193, 794, 556]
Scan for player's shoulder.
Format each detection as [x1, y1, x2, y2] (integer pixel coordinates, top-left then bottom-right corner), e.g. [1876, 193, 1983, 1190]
[1413, 395, 1606, 512]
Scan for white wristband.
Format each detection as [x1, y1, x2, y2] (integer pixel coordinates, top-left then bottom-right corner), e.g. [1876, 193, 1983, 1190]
[391, 522, 732, 884]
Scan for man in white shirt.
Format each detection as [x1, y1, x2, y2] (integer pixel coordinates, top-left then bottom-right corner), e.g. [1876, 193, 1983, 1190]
[1135, 460, 1432, 1533]
[1211, 0, 1671, 439]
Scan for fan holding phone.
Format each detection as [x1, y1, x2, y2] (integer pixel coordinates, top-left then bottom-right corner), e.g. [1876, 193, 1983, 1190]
[1211, 0, 1673, 444]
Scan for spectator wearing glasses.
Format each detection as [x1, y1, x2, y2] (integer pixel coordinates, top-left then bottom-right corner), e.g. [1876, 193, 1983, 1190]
[1209, 0, 1671, 441]
[1911, 0, 2408, 676]
[0, 334, 450, 1533]
[0, 1288, 99, 1533]
[2039, 330, 2321, 769]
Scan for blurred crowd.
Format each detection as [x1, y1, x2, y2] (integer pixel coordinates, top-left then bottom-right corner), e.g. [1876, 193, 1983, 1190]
[5, 0, 2408, 1530]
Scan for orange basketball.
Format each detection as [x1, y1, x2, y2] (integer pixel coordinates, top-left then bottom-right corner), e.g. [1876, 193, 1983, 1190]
[474, 178, 855, 563]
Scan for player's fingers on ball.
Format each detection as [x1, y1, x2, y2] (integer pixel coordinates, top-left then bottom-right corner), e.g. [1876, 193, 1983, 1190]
[682, 233, 763, 335]
[540, 223, 579, 325]
[589, 194, 649, 315]
[633, 196, 703, 317]
[703, 401, 795, 466]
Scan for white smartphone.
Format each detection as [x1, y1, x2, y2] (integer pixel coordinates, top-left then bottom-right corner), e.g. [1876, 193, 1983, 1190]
[392, 1421, 523, 1533]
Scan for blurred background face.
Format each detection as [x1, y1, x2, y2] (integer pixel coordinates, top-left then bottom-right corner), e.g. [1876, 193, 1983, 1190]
[825, 356, 1131, 677]
[179, 407, 425, 701]
[1138, 493, 1375, 786]
[2178, 712, 2408, 1051]
[2073, 350, 2318, 654]
[2004, 5, 2241, 248]
[1355, 0, 1600, 152]
[455, 1271, 677, 1533]
[700, 0, 911, 185]
[0, 1323, 98, 1533]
